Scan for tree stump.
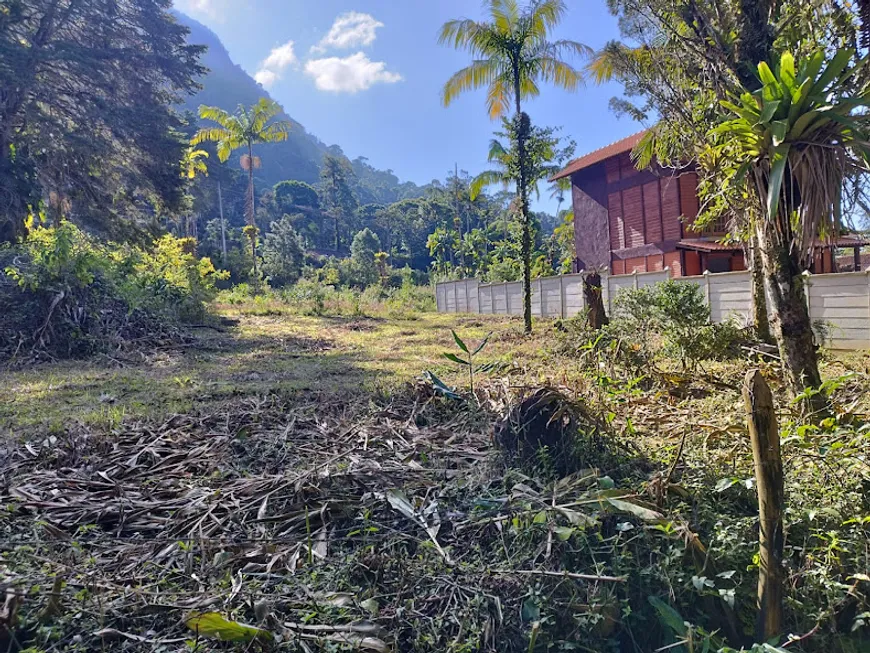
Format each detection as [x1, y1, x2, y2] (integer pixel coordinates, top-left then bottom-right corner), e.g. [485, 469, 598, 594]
[742, 370, 784, 642]
[583, 272, 609, 330]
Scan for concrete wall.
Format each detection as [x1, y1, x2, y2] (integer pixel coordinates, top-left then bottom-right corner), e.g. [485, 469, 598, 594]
[436, 269, 870, 350]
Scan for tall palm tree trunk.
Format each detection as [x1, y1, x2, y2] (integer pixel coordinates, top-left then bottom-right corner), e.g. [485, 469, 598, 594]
[246, 142, 258, 278]
[514, 76, 533, 334]
[754, 220, 826, 416]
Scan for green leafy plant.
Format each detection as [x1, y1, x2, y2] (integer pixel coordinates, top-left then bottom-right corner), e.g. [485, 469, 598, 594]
[442, 330, 492, 395]
[613, 281, 743, 370]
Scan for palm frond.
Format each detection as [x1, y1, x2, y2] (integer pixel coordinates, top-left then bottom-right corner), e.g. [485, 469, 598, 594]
[191, 127, 232, 146]
[487, 138, 509, 162]
[258, 122, 291, 143]
[442, 60, 503, 107]
[485, 74, 513, 119]
[216, 140, 233, 163]
[519, 76, 541, 100]
[534, 56, 584, 91]
[631, 129, 658, 169]
[525, 0, 568, 43]
[487, 0, 520, 32]
[251, 98, 283, 133]
[198, 105, 234, 127]
[438, 19, 484, 51]
[470, 169, 510, 200]
[546, 39, 593, 60]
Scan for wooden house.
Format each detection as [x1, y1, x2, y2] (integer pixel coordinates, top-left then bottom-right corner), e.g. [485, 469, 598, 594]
[551, 130, 868, 275]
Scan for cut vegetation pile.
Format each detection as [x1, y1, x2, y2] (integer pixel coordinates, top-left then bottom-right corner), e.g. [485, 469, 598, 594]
[1, 378, 672, 653]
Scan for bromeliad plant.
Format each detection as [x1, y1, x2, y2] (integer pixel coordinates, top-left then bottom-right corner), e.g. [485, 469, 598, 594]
[706, 49, 870, 412]
[710, 49, 870, 258]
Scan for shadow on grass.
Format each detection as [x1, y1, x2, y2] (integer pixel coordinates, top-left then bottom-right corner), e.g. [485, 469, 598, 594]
[1, 327, 380, 438]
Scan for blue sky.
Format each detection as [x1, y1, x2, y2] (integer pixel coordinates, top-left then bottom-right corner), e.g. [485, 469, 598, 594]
[174, 0, 642, 212]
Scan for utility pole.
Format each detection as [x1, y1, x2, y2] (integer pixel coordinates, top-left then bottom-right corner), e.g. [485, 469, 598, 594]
[217, 180, 227, 267]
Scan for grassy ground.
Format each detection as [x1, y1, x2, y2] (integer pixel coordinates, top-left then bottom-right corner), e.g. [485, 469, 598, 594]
[1, 310, 522, 437]
[1, 304, 868, 652]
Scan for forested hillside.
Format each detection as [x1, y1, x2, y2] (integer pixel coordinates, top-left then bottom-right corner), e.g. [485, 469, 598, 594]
[176, 11, 424, 199]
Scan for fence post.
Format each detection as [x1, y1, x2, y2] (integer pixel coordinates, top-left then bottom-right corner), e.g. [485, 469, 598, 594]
[452, 282, 458, 313]
[703, 270, 711, 305]
[742, 370, 784, 643]
[803, 270, 812, 318]
[464, 279, 470, 313]
[633, 269, 639, 290]
[559, 275, 566, 318]
[538, 278, 545, 317]
[503, 281, 509, 315]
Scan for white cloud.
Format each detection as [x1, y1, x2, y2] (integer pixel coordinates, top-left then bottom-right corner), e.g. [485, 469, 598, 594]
[261, 42, 297, 70]
[311, 12, 383, 53]
[174, 0, 232, 21]
[304, 52, 402, 93]
[254, 40, 296, 88]
[254, 69, 279, 87]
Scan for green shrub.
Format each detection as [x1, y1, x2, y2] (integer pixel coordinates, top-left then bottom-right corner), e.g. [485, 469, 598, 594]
[261, 214, 305, 287]
[5, 222, 108, 292]
[613, 280, 746, 369]
[2, 223, 226, 359]
[122, 235, 227, 321]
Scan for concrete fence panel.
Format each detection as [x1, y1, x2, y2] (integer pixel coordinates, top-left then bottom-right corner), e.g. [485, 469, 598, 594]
[434, 279, 479, 314]
[676, 271, 753, 324]
[806, 272, 870, 349]
[606, 270, 671, 313]
[506, 282, 523, 315]
[434, 269, 870, 350]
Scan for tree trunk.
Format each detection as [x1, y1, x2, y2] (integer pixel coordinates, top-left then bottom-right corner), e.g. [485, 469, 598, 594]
[583, 272, 609, 330]
[246, 143, 258, 280]
[218, 180, 227, 266]
[749, 237, 772, 342]
[0, 138, 25, 243]
[513, 72, 532, 334]
[754, 221, 827, 415]
[742, 370, 784, 643]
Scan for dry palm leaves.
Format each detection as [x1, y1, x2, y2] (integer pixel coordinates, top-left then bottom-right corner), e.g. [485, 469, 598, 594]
[1, 382, 687, 652]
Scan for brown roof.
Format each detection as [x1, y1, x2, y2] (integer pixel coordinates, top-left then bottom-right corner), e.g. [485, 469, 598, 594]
[677, 235, 870, 254]
[550, 129, 649, 181]
[676, 239, 741, 253]
[830, 235, 870, 247]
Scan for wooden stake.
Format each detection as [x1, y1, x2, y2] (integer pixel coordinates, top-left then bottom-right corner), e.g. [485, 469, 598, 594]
[742, 369, 784, 642]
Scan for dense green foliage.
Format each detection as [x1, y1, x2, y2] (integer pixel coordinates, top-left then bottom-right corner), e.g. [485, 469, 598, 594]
[0, 0, 204, 242]
[261, 215, 306, 287]
[1, 223, 225, 359]
[612, 280, 745, 368]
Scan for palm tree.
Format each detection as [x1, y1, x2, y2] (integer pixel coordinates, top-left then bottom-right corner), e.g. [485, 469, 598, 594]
[440, 0, 589, 333]
[191, 98, 291, 270]
[179, 147, 209, 239]
[469, 133, 563, 203]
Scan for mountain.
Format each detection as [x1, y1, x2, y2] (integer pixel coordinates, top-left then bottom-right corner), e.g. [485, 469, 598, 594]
[174, 11, 424, 201]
